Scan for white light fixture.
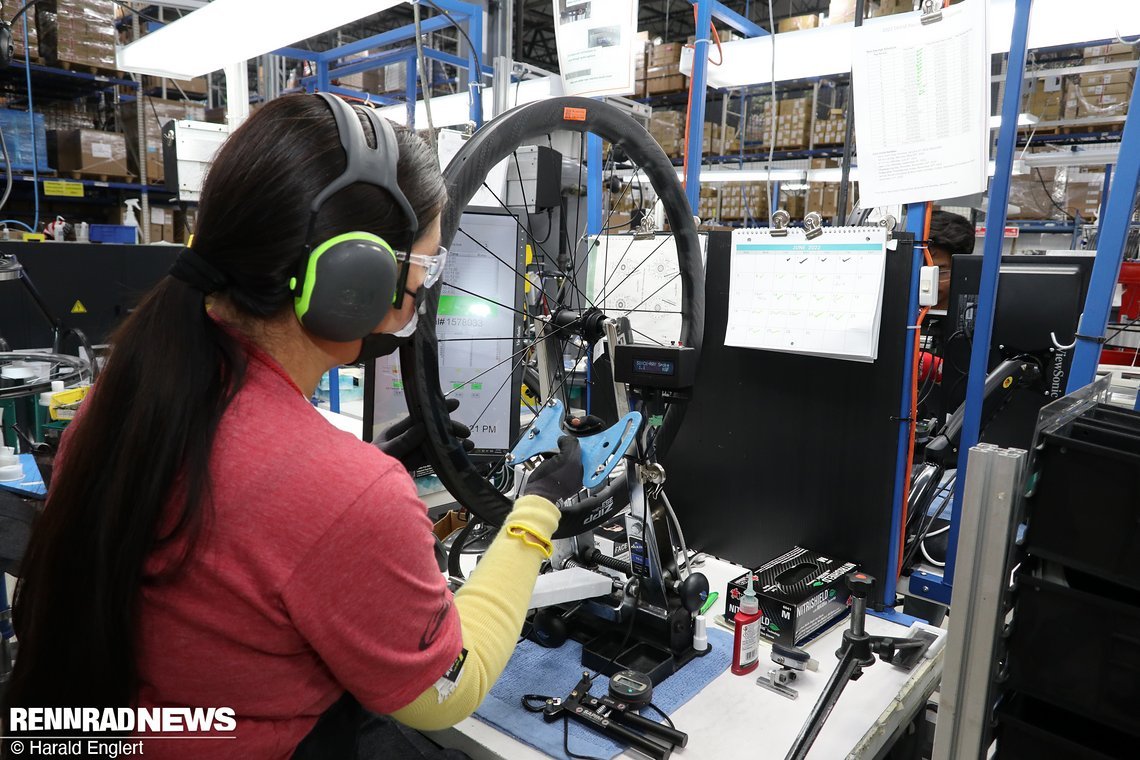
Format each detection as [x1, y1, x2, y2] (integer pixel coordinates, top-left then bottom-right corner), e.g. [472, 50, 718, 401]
[683, 0, 1140, 89]
[698, 168, 806, 183]
[117, 0, 405, 79]
[989, 113, 1038, 128]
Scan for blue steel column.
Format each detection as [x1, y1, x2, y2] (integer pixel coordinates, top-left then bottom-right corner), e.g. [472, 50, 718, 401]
[316, 58, 331, 93]
[945, 0, 1033, 587]
[587, 134, 603, 235]
[684, 0, 713, 212]
[1098, 164, 1113, 225]
[406, 48, 418, 128]
[885, 202, 927, 605]
[1067, 84, 1140, 391]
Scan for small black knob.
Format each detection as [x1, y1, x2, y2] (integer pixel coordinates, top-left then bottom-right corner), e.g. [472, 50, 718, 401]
[847, 572, 875, 598]
[679, 572, 710, 613]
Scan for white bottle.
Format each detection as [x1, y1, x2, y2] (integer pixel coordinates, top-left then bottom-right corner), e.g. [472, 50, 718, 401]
[76, 221, 89, 243]
[122, 199, 141, 244]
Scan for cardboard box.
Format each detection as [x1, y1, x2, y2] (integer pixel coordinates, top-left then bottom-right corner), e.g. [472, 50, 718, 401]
[876, 0, 914, 16]
[1084, 43, 1138, 58]
[649, 42, 683, 66]
[37, 1, 117, 70]
[1079, 70, 1134, 87]
[49, 129, 128, 177]
[647, 75, 686, 95]
[724, 547, 857, 646]
[121, 97, 206, 183]
[777, 14, 821, 33]
[143, 75, 209, 97]
[826, 0, 857, 25]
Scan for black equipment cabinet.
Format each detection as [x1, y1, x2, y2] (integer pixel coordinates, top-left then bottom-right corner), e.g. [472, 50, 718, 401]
[663, 230, 915, 590]
[0, 242, 181, 350]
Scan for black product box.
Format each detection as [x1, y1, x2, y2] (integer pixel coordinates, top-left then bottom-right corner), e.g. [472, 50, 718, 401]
[593, 520, 629, 560]
[724, 546, 856, 646]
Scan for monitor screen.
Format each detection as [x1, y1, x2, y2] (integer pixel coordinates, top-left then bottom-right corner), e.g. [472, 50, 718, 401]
[365, 208, 526, 460]
[942, 252, 1094, 448]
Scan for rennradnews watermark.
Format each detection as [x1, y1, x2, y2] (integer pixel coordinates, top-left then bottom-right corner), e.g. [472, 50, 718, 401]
[5, 707, 237, 756]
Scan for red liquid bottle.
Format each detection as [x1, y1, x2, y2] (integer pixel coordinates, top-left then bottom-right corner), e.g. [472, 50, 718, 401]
[732, 572, 762, 675]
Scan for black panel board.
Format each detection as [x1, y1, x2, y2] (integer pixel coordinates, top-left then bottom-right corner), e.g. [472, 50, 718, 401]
[663, 230, 914, 589]
[0, 242, 180, 350]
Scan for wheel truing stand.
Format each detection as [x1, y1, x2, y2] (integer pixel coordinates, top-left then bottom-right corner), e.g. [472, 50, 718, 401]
[785, 572, 934, 760]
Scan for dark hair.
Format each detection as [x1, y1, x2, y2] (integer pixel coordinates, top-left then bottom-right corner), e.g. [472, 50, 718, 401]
[929, 210, 976, 257]
[7, 94, 447, 711]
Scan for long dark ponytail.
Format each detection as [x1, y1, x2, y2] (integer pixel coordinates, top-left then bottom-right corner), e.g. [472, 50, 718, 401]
[7, 94, 447, 710]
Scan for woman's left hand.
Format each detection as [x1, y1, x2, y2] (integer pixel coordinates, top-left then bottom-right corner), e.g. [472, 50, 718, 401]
[374, 397, 474, 471]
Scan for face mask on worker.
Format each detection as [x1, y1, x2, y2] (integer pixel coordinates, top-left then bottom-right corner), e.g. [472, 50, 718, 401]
[352, 288, 424, 362]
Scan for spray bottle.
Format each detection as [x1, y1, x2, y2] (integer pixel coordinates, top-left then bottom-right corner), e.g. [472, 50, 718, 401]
[122, 199, 141, 244]
[731, 571, 763, 675]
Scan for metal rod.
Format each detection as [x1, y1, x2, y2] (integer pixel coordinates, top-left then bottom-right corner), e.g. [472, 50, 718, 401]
[786, 648, 862, 760]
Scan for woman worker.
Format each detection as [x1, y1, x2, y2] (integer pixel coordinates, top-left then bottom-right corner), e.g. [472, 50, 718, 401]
[5, 93, 582, 759]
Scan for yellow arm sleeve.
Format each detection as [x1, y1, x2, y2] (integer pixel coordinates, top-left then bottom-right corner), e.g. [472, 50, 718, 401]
[390, 494, 559, 731]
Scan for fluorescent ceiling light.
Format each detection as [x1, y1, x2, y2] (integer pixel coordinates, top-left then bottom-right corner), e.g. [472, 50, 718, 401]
[683, 0, 1140, 89]
[117, 0, 404, 79]
[699, 168, 805, 183]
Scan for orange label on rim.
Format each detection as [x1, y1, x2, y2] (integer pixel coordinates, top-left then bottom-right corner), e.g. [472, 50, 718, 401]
[563, 107, 588, 121]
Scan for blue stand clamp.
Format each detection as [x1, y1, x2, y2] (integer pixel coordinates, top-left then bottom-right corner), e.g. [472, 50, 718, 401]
[507, 399, 643, 490]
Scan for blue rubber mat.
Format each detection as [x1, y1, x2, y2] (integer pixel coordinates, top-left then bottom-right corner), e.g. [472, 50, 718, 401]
[474, 628, 732, 759]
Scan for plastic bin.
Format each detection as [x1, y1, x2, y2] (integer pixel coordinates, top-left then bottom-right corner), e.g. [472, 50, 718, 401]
[88, 224, 137, 244]
[1007, 572, 1140, 737]
[1025, 410, 1140, 590]
[0, 109, 51, 173]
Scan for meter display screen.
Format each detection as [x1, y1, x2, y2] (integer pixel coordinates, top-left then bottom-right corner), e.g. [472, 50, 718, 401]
[633, 359, 675, 376]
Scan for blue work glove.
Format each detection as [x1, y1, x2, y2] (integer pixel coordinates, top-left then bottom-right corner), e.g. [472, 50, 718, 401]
[522, 435, 584, 504]
[376, 397, 474, 471]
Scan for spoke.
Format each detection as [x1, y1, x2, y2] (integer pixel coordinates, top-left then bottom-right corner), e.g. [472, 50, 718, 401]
[455, 226, 535, 290]
[621, 271, 681, 317]
[613, 309, 682, 315]
[470, 346, 527, 430]
[443, 319, 576, 398]
[438, 336, 521, 343]
[480, 181, 599, 310]
[598, 235, 674, 306]
[628, 327, 665, 346]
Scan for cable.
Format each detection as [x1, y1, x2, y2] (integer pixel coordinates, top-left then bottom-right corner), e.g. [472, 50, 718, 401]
[21, 9, 38, 231]
[765, 0, 776, 219]
[0, 118, 13, 213]
[420, 0, 486, 86]
[412, 0, 437, 153]
[563, 715, 607, 760]
[589, 583, 639, 681]
[1033, 167, 1075, 221]
[644, 702, 675, 730]
[659, 490, 690, 579]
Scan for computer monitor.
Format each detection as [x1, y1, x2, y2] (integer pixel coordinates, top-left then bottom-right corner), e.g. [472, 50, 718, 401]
[942, 252, 1095, 448]
[363, 207, 526, 462]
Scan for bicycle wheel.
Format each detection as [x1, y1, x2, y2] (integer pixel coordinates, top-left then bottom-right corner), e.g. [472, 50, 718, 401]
[399, 96, 704, 536]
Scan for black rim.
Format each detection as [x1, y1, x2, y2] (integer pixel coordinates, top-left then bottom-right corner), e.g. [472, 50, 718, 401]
[399, 96, 704, 533]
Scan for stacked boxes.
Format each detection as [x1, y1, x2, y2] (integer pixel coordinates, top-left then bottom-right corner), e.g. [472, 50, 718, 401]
[121, 97, 207, 183]
[1063, 44, 1137, 121]
[812, 109, 847, 146]
[747, 98, 812, 149]
[11, 13, 37, 61]
[702, 122, 739, 155]
[876, 0, 915, 15]
[37, 0, 117, 70]
[649, 110, 685, 158]
[633, 39, 648, 98]
[142, 76, 210, 98]
[718, 182, 768, 222]
[826, 0, 858, 25]
[1023, 77, 1065, 122]
[1062, 168, 1105, 220]
[49, 129, 129, 178]
[696, 185, 718, 221]
[645, 42, 685, 95]
[777, 14, 821, 32]
[776, 97, 811, 149]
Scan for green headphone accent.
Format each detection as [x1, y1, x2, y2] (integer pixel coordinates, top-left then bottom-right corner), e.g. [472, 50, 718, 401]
[291, 93, 419, 343]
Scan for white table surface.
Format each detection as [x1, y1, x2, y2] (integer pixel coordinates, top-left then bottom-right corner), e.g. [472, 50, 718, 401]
[430, 556, 944, 760]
